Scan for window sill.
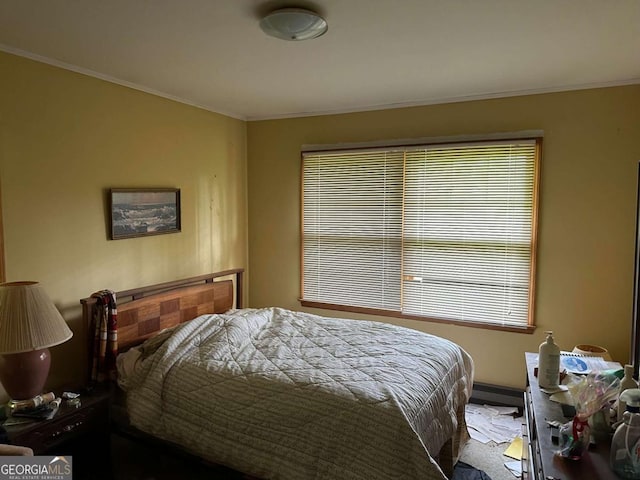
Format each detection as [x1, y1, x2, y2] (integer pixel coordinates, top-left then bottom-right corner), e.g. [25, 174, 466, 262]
[299, 300, 536, 334]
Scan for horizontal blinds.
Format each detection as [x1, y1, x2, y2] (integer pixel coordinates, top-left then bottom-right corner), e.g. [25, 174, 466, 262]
[402, 142, 536, 326]
[303, 150, 403, 310]
[302, 139, 538, 327]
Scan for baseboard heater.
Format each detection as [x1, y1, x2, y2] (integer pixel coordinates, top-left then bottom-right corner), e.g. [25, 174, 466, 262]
[470, 382, 524, 408]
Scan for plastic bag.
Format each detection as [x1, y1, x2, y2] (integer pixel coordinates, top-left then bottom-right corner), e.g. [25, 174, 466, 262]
[558, 372, 620, 460]
[568, 371, 620, 417]
[559, 416, 590, 459]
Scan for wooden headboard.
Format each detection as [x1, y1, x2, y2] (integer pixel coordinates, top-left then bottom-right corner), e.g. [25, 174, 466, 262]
[80, 268, 244, 351]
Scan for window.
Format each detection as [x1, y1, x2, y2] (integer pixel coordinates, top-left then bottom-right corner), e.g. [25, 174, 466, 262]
[301, 138, 540, 331]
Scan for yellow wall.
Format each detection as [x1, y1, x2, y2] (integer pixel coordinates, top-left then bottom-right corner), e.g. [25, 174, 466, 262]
[2, 48, 639, 395]
[0, 52, 248, 396]
[247, 85, 640, 389]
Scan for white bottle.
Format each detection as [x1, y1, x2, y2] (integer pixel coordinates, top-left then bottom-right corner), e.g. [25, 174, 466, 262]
[538, 331, 560, 389]
[618, 364, 639, 421]
[611, 389, 640, 478]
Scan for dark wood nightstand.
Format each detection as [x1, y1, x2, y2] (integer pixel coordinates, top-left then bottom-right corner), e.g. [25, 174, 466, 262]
[3, 387, 111, 477]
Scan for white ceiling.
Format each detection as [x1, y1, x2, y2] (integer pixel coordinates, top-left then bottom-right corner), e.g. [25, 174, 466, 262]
[1, 0, 639, 120]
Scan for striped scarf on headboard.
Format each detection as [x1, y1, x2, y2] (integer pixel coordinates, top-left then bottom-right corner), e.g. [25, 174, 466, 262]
[90, 290, 118, 383]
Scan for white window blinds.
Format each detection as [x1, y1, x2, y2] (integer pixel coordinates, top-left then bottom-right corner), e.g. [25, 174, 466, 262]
[303, 150, 404, 310]
[302, 138, 539, 328]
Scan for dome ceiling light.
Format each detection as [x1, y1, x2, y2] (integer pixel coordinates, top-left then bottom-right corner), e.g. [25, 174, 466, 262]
[259, 7, 328, 41]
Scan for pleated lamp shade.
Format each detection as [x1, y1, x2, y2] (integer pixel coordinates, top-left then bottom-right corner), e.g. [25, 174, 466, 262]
[0, 282, 72, 353]
[0, 281, 73, 399]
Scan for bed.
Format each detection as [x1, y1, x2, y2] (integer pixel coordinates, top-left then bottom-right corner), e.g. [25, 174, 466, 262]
[80, 269, 474, 480]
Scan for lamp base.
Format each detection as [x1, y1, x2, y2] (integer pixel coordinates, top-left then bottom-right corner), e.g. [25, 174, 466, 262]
[0, 349, 51, 400]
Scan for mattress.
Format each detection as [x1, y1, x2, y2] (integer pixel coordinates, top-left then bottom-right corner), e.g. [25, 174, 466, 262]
[119, 307, 474, 479]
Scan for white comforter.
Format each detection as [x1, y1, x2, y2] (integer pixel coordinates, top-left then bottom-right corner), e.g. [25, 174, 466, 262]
[122, 307, 474, 480]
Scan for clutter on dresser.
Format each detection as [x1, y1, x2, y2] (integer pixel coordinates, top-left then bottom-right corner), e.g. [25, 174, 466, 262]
[571, 343, 613, 361]
[525, 352, 620, 479]
[610, 388, 640, 479]
[531, 333, 637, 471]
[617, 365, 639, 421]
[559, 351, 622, 375]
[557, 372, 620, 459]
[538, 331, 560, 388]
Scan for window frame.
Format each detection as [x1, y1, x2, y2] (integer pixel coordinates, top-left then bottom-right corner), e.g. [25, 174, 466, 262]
[300, 136, 541, 333]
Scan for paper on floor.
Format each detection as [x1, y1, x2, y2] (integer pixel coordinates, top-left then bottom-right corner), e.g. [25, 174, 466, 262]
[504, 460, 521, 477]
[503, 436, 523, 460]
[466, 404, 522, 444]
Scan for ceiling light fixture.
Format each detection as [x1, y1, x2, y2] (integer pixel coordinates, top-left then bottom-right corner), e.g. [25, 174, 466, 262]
[260, 7, 327, 41]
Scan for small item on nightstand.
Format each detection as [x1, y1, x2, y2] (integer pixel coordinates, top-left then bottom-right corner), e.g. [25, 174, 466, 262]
[9, 392, 55, 413]
[10, 399, 60, 420]
[62, 392, 82, 408]
[62, 391, 81, 407]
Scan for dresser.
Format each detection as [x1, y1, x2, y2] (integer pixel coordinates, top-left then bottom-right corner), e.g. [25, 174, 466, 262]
[523, 352, 618, 480]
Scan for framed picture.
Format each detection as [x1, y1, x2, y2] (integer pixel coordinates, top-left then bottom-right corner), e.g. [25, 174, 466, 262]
[109, 188, 181, 240]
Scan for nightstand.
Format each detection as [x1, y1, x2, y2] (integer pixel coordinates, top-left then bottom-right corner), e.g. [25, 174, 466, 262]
[3, 387, 111, 477]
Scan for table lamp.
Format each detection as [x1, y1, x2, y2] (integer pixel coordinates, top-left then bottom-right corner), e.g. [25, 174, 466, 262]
[0, 281, 73, 400]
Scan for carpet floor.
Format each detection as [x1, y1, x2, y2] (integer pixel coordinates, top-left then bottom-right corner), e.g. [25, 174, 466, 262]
[459, 438, 516, 480]
[109, 434, 516, 480]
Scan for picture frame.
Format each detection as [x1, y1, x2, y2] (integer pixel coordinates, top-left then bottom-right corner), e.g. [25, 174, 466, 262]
[109, 188, 181, 240]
